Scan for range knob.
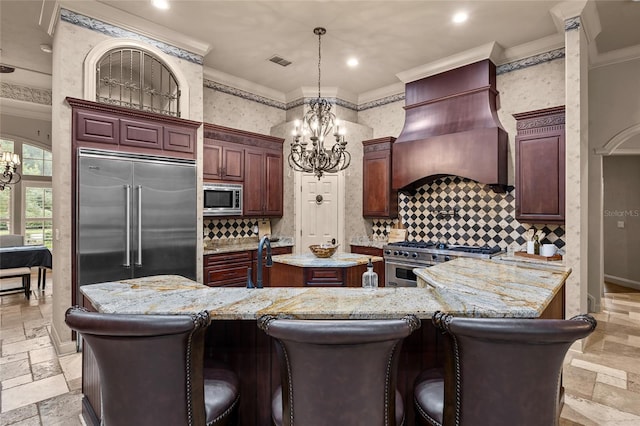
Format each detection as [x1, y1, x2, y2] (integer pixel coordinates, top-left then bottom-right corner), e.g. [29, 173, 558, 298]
[403, 251, 409, 257]
[384, 250, 391, 255]
[432, 255, 438, 261]
[444, 256, 451, 262]
[393, 251, 399, 256]
[412, 252, 418, 258]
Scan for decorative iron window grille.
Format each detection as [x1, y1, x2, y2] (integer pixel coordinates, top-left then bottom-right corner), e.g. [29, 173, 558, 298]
[96, 48, 180, 117]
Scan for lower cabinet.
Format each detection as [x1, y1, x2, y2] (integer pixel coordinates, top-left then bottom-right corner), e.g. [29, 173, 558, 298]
[350, 245, 385, 287]
[204, 251, 252, 287]
[204, 246, 293, 287]
[251, 246, 292, 286]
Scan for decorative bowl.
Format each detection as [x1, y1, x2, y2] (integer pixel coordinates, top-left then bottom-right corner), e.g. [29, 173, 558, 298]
[309, 244, 339, 258]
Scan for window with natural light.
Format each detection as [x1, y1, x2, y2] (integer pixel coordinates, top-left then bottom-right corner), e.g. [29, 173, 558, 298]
[0, 139, 15, 234]
[22, 143, 52, 177]
[24, 185, 53, 249]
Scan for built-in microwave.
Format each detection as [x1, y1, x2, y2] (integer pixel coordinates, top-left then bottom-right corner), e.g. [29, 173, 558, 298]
[203, 183, 243, 216]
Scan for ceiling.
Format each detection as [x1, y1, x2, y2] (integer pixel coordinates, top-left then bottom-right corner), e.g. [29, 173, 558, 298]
[1, 0, 640, 97]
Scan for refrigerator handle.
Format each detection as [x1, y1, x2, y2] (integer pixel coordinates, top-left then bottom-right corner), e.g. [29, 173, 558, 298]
[136, 185, 143, 266]
[124, 185, 131, 267]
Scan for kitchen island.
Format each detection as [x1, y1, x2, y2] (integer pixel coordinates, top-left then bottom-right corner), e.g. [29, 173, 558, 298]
[78, 258, 569, 425]
[269, 252, 384, 287]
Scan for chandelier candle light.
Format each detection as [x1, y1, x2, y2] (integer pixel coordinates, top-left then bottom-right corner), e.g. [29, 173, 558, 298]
[288, 27, 351, 180]
[0, 151, 21, 191]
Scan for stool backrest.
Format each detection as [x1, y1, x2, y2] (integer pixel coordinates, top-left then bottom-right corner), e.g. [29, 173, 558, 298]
[434, 313, 597, 426]
[65, 307, 211, 426]
[259, 315, 420, 426]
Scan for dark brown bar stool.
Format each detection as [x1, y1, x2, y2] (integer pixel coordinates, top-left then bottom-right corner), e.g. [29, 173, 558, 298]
[65, 307, 239, 426]
[258, 315, 421, 426]
[414, 312, 597, 426]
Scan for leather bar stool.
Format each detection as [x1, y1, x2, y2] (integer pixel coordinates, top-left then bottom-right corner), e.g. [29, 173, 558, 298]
[414, 312, 597, 426]
[258, 314, 421, 426]
[65, 307, 239, 426]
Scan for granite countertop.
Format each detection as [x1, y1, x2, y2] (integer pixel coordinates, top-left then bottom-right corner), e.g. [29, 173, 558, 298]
[414, 257, 570, 317]
[80, 257, 569, 320]
[204, 237, 294, 255]
[272, 252, 383, 268]
[349, 237, 387, 249]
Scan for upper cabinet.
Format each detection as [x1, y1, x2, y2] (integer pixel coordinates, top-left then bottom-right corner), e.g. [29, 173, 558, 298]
[203, 141, 244, 181]
[244, 146, 283, 217]
[362, 137, 398, 218]
[68, 97, 200, 159]
[513, 106, 565, 224]
[204, 124, 284, 217]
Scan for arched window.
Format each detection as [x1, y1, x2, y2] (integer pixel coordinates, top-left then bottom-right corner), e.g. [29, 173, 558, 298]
[96, 48, 181, 117]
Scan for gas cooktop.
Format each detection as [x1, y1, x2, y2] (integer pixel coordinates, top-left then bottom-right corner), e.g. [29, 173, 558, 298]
[383, 241, 504, 263]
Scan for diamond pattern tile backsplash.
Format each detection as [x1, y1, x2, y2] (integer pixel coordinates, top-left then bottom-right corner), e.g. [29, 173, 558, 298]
[371, 176, 565, 250]
[204, 218, 260, 242]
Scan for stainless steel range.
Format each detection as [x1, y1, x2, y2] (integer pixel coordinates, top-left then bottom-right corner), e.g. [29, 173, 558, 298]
[383, 241, 503, 287]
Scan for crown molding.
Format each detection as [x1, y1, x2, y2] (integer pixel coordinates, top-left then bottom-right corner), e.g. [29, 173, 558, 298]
[57, 0, 210, 57]
[204, 67, 285, 103]
[396, 42, 503, 84]
[549, 0, 588, 33]
[0, 98, 52, 121]
[590, 44, 640, 69]
[497, 34, 565, 65]
[358, 82, 405, 106]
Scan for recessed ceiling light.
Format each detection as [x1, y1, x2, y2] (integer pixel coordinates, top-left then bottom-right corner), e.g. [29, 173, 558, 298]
[452, 12, 468, 24]
[347, 58, 359, 68]
[40, 44, 53, 53]
[151, 0, 170, 10]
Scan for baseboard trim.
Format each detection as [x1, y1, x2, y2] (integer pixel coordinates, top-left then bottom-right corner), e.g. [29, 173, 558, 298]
[604, 274, 640, 291]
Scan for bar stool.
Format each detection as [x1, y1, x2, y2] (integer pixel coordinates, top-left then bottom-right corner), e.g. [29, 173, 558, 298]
[65, 307, 239, 426]
[414, 312, 597, 426]
[258, 314, 421, 426]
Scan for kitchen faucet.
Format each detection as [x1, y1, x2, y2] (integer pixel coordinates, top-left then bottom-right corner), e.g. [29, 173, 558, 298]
[246, 235, 272, 288]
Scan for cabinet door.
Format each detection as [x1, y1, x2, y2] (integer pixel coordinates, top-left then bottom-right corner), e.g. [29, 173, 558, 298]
[264, 151, 283, 216]
[362, 137, 397, 218]
[221, 144, 244, 181]
[363, 150, 393, 217]
[203, 142, 244, 182]
[515, 133, 565, 223]
[203, 144, 223, 180]
[243, 149, 265, 216]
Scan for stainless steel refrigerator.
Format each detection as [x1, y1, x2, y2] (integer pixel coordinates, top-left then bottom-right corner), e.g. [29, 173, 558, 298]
[77, 148, 196, 298]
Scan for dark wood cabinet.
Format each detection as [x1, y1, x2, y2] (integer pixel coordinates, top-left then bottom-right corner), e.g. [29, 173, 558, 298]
[363, 137, 397, 218]
[203, 124, 284, 216]
[513, 106, 565, 224]
[204, 246, 293, 288]
[203, 250, 252, 287]
[203, 140, 244, 182]
[244, 147, 283, 217]
[251, 246, 292, 287]
[67, 97, 199, 159]
[350, 245, 385, 287]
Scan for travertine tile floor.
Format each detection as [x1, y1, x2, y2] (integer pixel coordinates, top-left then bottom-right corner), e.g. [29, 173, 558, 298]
[1, 274, 639, 425]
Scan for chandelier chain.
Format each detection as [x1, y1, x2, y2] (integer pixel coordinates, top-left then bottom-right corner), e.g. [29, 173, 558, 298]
[317, 29, 322, 99]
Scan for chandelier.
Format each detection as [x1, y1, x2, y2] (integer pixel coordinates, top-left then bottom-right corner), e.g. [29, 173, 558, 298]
[288, 27, 351, 180]
[0, 151, 21, 191]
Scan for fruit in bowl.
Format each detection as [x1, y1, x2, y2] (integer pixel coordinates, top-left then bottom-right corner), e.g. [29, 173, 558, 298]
[309, 244, 339, 258]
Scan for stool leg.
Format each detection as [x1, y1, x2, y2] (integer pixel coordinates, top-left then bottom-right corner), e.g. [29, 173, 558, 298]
[42, 269, 46, 290]
[23, 275, 31, 299]
[38, 268, 42, 290]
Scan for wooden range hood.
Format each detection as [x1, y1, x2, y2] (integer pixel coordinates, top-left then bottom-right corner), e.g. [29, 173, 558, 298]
[392, 59, 508, 192]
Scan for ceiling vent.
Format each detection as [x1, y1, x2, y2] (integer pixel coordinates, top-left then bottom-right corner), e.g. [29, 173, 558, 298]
[268, 55, 292, 67]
